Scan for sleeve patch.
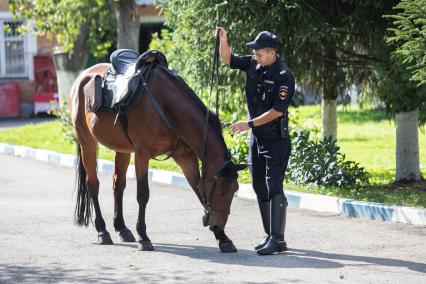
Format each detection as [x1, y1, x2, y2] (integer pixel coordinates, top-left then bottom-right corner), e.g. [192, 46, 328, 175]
[279, 86, 288, 100]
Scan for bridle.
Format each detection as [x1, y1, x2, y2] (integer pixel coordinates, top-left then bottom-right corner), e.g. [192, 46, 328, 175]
[198, 160, 237, 216]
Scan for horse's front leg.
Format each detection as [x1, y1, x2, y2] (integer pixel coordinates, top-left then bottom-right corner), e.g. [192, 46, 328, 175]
[113, 152, 136, 242]
[134, 151, 154, 251]
[211, 223, 238, 253]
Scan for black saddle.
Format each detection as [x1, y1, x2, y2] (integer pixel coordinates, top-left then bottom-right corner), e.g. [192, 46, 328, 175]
[101, 49, 168, 113]
[110, 49, 168, 76]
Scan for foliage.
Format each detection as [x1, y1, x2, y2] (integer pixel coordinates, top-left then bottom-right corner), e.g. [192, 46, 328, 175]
[48, 102, 75, 144]
[8, 0, 115, 57]
[154, 0, 400, 102]
[361, 0, 426, 124]
[387, 0, 426, 87]
[223, 129, 249, 164]
[287, 131, 369, 187]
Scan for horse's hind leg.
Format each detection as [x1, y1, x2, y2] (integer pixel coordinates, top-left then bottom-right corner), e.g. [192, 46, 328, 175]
[134, 150, 154, 251]
[77, 140, 113, 245]
[113, 152, 136, 242]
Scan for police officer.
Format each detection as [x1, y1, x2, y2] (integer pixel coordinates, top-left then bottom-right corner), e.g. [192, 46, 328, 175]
[218, 28, 294, 255]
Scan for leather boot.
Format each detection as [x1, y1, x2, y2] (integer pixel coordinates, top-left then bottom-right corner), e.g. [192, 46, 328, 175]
[254, 199, 270, 250]
[257, 194, 287, 255]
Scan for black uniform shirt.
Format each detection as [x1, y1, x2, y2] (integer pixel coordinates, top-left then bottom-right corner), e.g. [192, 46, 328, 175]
[230, 54, 295, 137]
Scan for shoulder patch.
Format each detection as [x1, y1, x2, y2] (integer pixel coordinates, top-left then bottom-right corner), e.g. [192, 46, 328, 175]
[279, 85, 288, 100]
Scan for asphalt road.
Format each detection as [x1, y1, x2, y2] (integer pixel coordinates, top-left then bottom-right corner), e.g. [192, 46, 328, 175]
[0, 117, 53, 131]
[0, 154, 425, 283]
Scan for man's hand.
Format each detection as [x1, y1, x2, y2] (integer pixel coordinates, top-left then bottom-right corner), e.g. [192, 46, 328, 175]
[230, 121, 249, 134]
[217, 27, 227, 42]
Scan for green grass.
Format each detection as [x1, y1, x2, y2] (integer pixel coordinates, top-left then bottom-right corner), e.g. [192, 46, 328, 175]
[293, 105, 426, 183]
[0, 105, 425, 208]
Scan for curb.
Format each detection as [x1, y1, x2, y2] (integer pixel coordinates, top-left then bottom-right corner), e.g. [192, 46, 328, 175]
[1, 143, 425, 226]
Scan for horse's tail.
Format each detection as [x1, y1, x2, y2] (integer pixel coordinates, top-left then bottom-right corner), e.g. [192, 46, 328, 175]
[74, 142, 92, 227]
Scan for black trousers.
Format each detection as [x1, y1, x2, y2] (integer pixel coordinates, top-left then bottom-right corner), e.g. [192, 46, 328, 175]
[248, 133, 291, 202]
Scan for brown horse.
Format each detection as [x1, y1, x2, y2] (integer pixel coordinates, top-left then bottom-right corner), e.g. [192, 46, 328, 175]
[69, 62, 246, 252]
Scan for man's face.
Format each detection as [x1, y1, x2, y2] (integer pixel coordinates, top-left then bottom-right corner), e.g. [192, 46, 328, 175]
[253, 48, 276, 67]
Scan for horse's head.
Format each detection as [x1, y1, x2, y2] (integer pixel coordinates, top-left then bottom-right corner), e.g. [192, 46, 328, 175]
[201, 161, 248, 231]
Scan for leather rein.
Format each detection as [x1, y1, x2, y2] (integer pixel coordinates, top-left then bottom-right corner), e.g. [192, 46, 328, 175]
[197, 29, 234, 216]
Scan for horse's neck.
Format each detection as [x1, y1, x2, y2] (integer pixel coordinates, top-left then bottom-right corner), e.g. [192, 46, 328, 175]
[151, 67, 227, 171]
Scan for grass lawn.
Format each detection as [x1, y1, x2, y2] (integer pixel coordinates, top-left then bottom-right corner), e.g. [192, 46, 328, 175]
[295, 105, 426, 184]
[0, 105, 425, 208]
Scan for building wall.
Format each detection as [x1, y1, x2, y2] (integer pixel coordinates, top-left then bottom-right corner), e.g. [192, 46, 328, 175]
[0, 0, 57, 115]
[0, 0, 8, 11]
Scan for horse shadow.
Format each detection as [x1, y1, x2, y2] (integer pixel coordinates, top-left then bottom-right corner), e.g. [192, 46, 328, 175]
[114, 242, 426, 272]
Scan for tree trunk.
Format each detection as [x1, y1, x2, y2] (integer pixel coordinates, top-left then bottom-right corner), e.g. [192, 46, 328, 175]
[321, 48, 338, 141]
[322, 99, 337, 141]
[53, 22, 90, 104]
[395, 110, 422, 182]
[114, 0, 139, 51]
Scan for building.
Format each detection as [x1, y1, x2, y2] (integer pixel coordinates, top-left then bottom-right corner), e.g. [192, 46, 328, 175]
[0, 0, 164, 118]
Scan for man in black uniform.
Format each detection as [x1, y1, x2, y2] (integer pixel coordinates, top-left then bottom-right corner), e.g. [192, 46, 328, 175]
[218, 28, 294, 255]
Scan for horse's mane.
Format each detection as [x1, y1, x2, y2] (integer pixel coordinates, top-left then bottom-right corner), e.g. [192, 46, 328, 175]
[155, 65, 232, 160]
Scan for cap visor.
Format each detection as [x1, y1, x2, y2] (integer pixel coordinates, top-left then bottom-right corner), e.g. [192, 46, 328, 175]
[246, 41, 262, 50]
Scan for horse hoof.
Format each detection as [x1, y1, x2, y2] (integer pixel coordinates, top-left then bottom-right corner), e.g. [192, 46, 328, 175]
[138, 240, 154, 251]
[98, 232, 113, 245]
[219, 241, 237, 253]
[119, 228, 136, 242]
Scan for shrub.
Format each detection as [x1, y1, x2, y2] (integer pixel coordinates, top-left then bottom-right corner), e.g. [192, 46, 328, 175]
[48, 102, 75, 144]
[287, 131, 369, 187]
[223, 129, 249, 165]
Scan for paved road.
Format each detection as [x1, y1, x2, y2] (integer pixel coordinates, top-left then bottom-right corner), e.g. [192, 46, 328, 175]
[0, 117, 53, 131]
[0, 154, 425, 283]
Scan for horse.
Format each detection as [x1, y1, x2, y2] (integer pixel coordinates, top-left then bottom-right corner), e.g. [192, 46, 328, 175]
[69, 60, 246, 253]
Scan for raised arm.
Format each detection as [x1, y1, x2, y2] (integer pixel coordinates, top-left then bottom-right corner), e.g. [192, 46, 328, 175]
[218, 27, 231, 65]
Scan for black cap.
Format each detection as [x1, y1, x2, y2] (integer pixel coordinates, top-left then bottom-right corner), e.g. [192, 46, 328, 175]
[246, 31, 279, 50]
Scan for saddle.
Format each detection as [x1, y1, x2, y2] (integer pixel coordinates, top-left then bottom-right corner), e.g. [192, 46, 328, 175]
[84, 49, 168, 114]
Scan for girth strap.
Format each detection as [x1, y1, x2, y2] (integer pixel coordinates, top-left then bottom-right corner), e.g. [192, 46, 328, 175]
[115, 110, 134, 146]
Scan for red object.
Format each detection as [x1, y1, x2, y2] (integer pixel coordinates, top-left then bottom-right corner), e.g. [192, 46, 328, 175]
[0, 83, 21, 117]
[33, 55, 58, 94]
[33, 92, 59, 103]
[33, 56, 58, 114]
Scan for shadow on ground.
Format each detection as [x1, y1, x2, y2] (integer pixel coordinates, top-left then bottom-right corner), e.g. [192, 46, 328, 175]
[115, 242, 426, 273]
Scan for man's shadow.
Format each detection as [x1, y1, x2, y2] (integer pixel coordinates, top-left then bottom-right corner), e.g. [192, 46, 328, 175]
[116, 242, 425, 272]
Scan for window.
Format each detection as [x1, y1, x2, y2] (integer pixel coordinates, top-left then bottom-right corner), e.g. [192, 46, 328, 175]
[0, 20, 27, 77]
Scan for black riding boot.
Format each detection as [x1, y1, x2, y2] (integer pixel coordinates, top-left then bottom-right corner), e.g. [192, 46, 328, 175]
[257, 194, 287, 255]
[254, 199, 270, 250]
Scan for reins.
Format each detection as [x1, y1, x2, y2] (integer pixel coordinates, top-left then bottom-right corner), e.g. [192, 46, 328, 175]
[198, 28, 226, 215]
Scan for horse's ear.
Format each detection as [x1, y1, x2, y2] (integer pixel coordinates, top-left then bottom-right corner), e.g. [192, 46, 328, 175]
[234, 163, 249, 172]
[218, 162, 248, 178]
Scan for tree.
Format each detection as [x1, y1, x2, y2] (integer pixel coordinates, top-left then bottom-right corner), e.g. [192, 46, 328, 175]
[114, 0, 139, 50]
[154, 0, 393, 141]
[381, 0, 426, 181]
[387, 0, 426, 87]
[8, 0, 116, 102]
